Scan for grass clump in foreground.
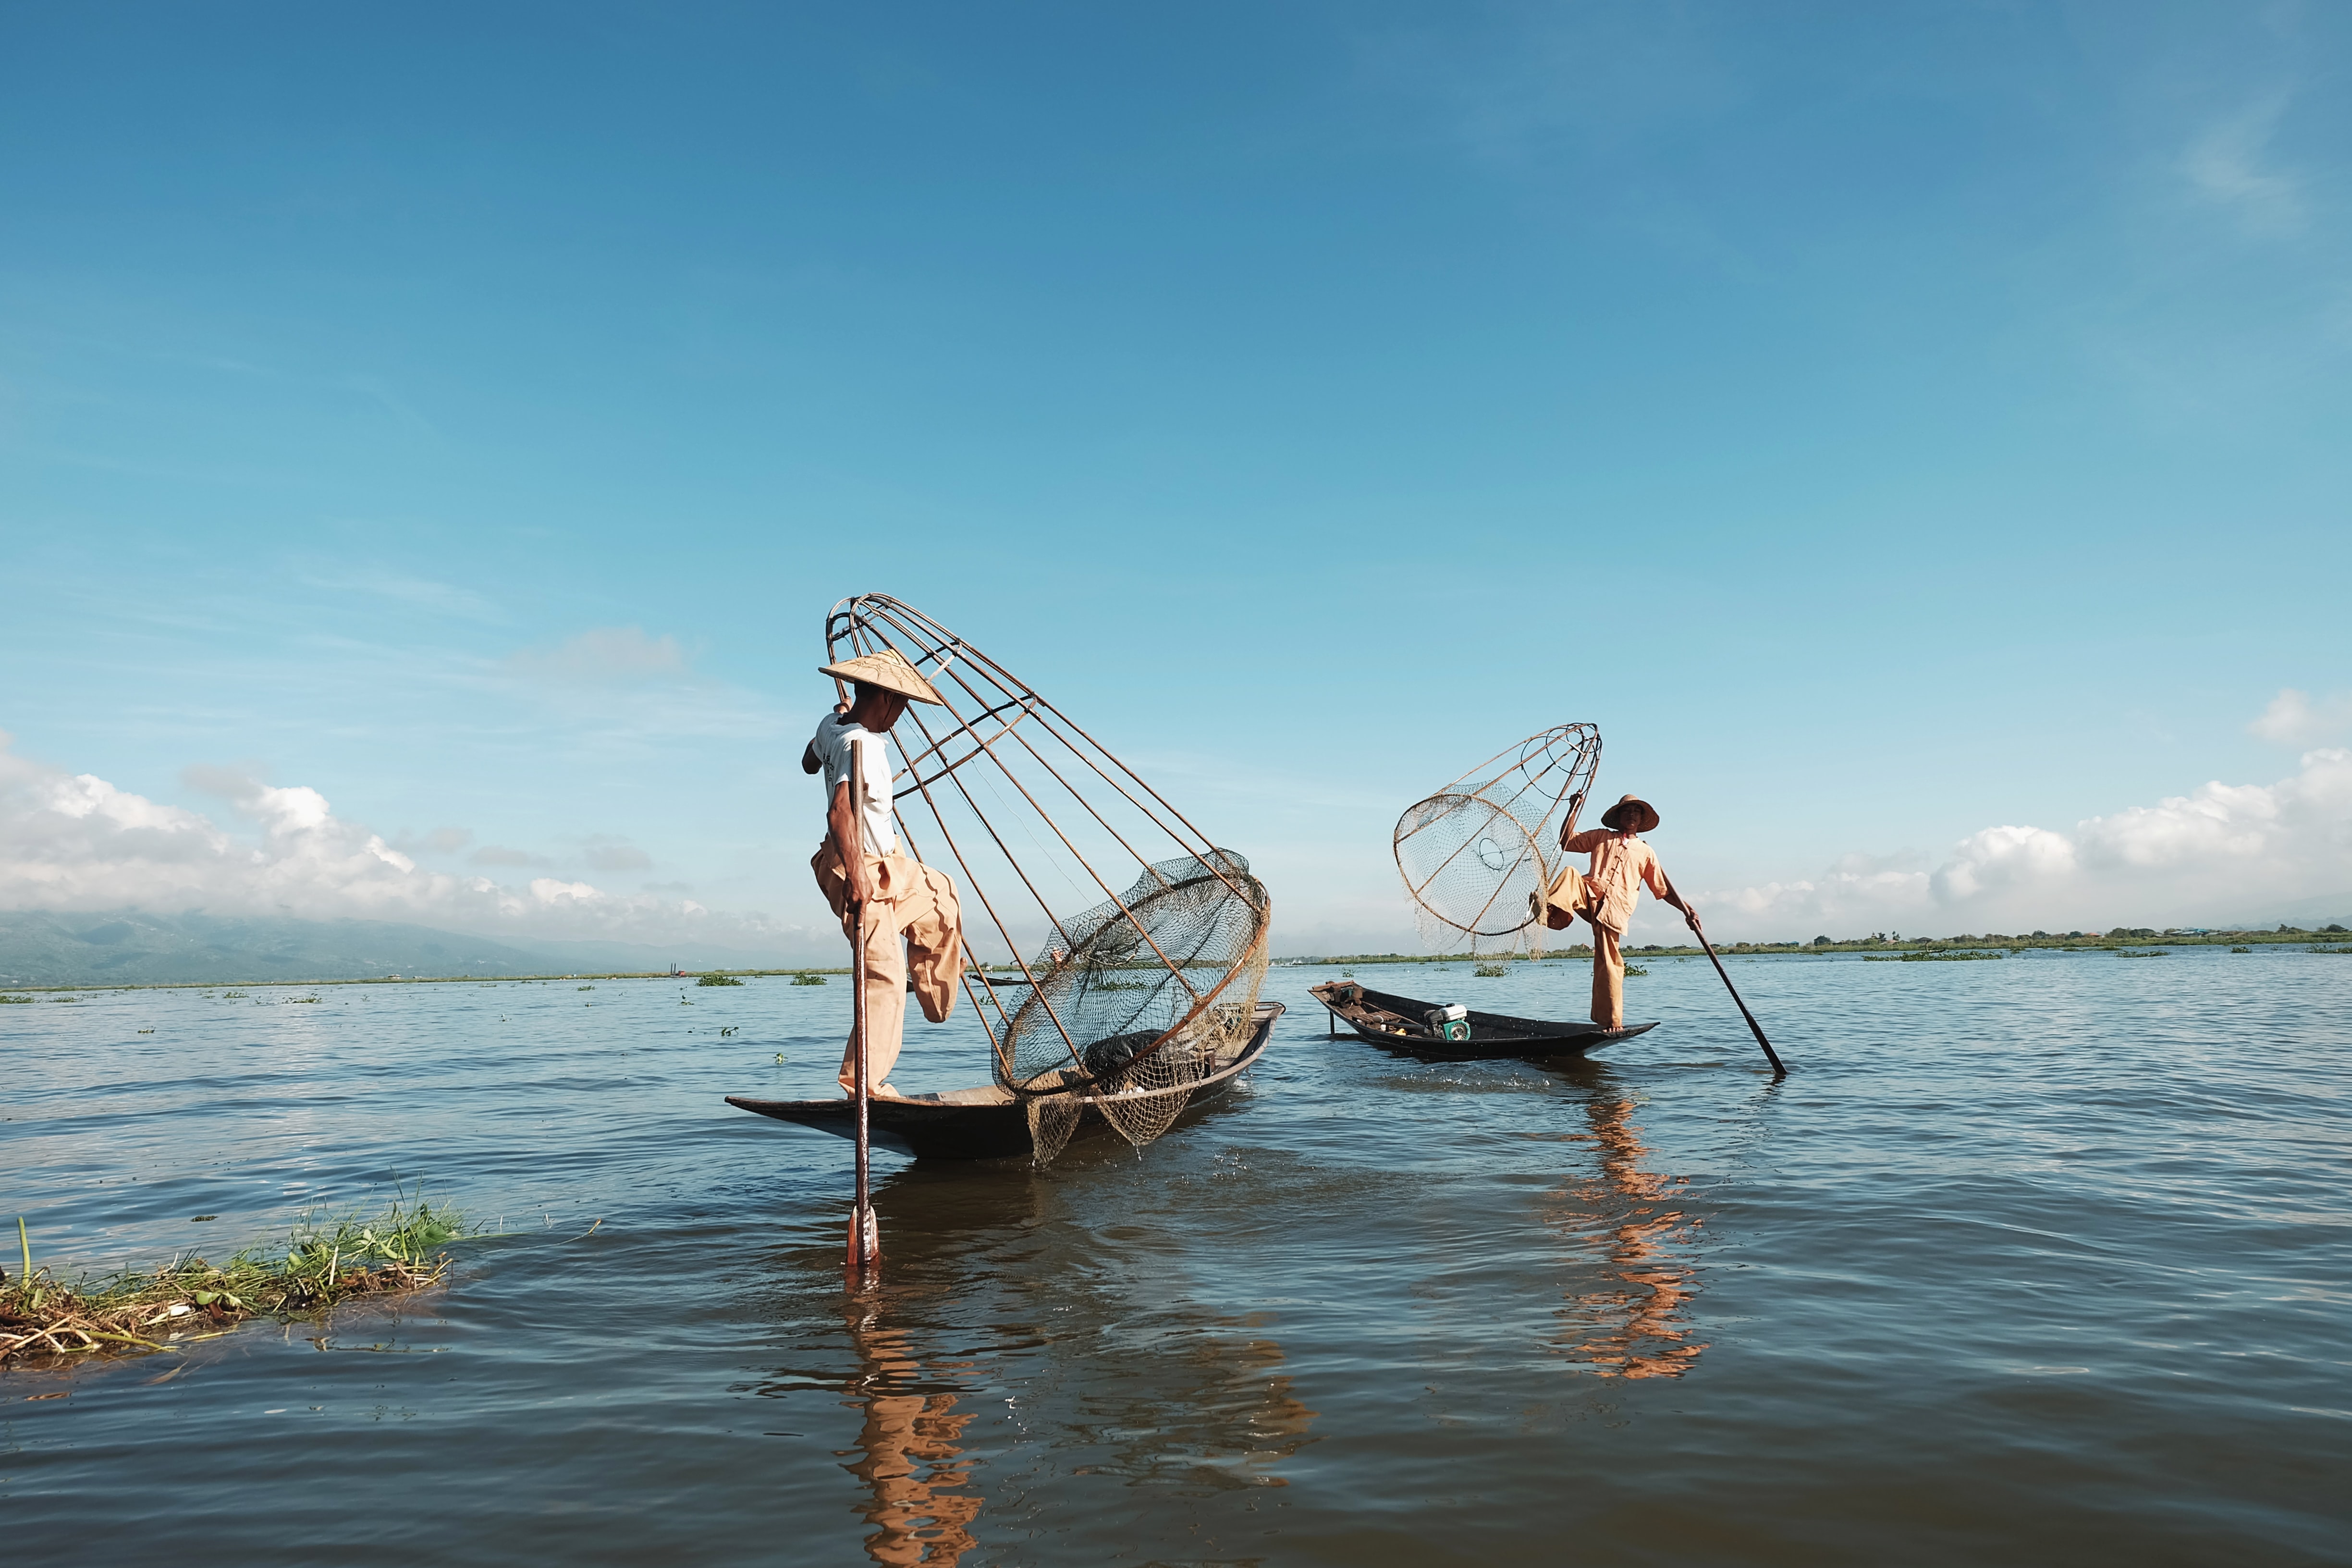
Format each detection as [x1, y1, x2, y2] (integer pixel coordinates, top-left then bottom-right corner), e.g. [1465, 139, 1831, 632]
[2, 1191, 465, 1365]
[697, 971, 744, 987]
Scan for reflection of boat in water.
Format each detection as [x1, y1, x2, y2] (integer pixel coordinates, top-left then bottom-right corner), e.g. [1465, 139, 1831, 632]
[1543, 1077, 1707, 1379]
[727, 1001, 1282, 1160]
[1310, 979, 1654, 1060]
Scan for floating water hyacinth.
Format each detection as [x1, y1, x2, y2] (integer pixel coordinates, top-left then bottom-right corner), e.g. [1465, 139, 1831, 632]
[2, 1190, 468, 1365]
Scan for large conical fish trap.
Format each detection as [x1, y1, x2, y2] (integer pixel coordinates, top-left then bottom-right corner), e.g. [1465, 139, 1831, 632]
[828, 595, 1272, 1164]
[1393, 723, 1601, 954]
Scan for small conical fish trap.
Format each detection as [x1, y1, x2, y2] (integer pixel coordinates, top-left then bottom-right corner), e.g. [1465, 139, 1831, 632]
[1393, 723, 1602, 955]
[828, 595, 1272, 1164]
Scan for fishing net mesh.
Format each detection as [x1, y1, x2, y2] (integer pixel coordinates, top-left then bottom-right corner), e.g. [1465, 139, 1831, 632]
[995, 849, 1270, 1163]
[1394, 725, 1601, 955]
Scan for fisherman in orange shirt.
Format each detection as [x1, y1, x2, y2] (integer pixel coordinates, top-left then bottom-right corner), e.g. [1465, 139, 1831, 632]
[1536, 794, 1700, 1030]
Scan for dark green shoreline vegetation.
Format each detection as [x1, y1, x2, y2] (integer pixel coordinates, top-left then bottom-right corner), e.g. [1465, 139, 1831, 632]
[2, 1194, 467, 1366]
[1297, 924, 2348, 965]
[3, 924, 2345, 994]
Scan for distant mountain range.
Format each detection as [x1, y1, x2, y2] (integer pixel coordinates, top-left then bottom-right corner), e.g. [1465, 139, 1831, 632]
[2217, 892, 2352, 931]
[0, 909, 808, 987]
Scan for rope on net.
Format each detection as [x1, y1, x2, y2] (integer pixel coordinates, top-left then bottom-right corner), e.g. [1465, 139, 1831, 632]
[827, 595, 1272, 1165]
[1392, 723, 1602, 956]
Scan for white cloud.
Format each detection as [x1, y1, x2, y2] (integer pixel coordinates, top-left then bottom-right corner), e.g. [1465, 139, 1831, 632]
[2180, 94, 2305, 238]
[1666, 747, 2352, 940]
[299, 565, 504, 623]
[0, 731, 812, 951]
[506, 627, 692, 685]
[2249, 687, 2352, 745]
[583, 837, 654, 872]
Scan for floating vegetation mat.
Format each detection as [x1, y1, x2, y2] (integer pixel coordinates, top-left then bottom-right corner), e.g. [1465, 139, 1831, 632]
[1863, 951, 2008, 962]
[696, 972, 744, 987]
[2, 1193, 463, 1366]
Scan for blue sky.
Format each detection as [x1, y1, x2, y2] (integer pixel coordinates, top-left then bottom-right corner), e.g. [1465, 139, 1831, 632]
[4, 1, 2348, 954]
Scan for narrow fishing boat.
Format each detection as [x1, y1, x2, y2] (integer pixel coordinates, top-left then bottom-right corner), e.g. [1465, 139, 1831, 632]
[1310, 979, 1653, 1060]
[729, 999, 1284, 1160]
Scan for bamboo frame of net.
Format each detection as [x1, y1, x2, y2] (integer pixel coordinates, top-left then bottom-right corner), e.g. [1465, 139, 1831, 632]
[1392, 723, 1603, 944]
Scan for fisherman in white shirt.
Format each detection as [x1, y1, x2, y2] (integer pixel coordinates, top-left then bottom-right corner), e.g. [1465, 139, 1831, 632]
[800, 649, 964, 1099]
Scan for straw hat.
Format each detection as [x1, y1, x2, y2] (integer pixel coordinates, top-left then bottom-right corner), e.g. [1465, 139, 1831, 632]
[1600, 794, 1660, 833]
[819, 647, 946, 706]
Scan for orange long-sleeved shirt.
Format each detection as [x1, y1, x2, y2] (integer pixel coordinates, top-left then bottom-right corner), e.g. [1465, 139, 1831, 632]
[1560, 828, 1673, 934]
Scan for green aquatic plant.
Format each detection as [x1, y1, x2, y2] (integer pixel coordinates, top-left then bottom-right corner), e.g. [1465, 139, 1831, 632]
[1864, 951, 2006, 962]
[696, 972, 744, 987]
[3, 1190, 467, 1365]
[2116, 950, 2168, 958]
[0, 994, 31, 1004]
[790, 972, 827, 986]
[2231, 946, 2253, 954]
[1622, 964, 1649, 977]
[1474, 963, 1508, 978]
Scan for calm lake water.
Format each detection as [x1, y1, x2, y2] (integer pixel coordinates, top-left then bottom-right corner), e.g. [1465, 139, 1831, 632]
[4, 947, 2348, 1564]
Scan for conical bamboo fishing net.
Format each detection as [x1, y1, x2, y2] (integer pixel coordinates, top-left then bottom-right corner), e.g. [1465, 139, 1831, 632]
[827, 595, 1272, 1165]
[1393, 723, 1602, 955]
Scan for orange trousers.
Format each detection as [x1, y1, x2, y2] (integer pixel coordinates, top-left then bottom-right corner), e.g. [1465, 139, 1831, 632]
[1536, 864, 1628, 1028]
[812, 843, 963, 1092]
[1587, 921, 1626, 1029]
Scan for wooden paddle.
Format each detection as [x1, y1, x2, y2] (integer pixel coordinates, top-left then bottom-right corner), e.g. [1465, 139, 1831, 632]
[845, 737, 881, 1282]
[1675, 895, 1787, 1076]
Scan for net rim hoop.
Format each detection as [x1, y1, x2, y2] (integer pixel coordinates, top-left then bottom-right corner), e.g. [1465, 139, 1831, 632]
[1391, 795, 1552, 938]
[1004, 911, 1271, 1098]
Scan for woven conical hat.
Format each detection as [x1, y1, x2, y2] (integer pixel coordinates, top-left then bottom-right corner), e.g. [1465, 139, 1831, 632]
[819, 647, 946, 705]
[1600, 794, 1659, 833]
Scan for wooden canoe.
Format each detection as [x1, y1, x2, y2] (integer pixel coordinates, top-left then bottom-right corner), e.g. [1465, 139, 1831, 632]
[726, 1000, 1285, 1161]
[1309, 980, 1653, 1060]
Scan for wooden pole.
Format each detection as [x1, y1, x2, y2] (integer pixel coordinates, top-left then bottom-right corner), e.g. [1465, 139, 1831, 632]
[1679, 903, 1787, 1077]
[845, 736, 881, 1282]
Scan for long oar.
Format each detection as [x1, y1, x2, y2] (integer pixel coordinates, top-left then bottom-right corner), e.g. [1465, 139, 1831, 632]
[1678, 899, 1786, 1077]
[845, 738, 881, 1283]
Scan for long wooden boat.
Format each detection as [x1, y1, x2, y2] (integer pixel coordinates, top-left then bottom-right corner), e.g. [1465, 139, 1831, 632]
[1310, 980, 1652, 1060]
[728, 1001, 1284, 1161]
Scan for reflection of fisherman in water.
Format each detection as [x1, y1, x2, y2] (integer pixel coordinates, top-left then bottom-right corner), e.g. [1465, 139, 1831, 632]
[840, 1297, 984, 1567]
[1544, 1081, 1708, 1379]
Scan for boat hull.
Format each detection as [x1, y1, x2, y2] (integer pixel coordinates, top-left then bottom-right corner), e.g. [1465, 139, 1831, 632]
[727, 1001, 1283, 1160]
[1310, 980, 1653, 1060]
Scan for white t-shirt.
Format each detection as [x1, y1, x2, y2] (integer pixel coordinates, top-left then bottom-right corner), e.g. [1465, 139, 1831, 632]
[810, 714, 898, 856]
